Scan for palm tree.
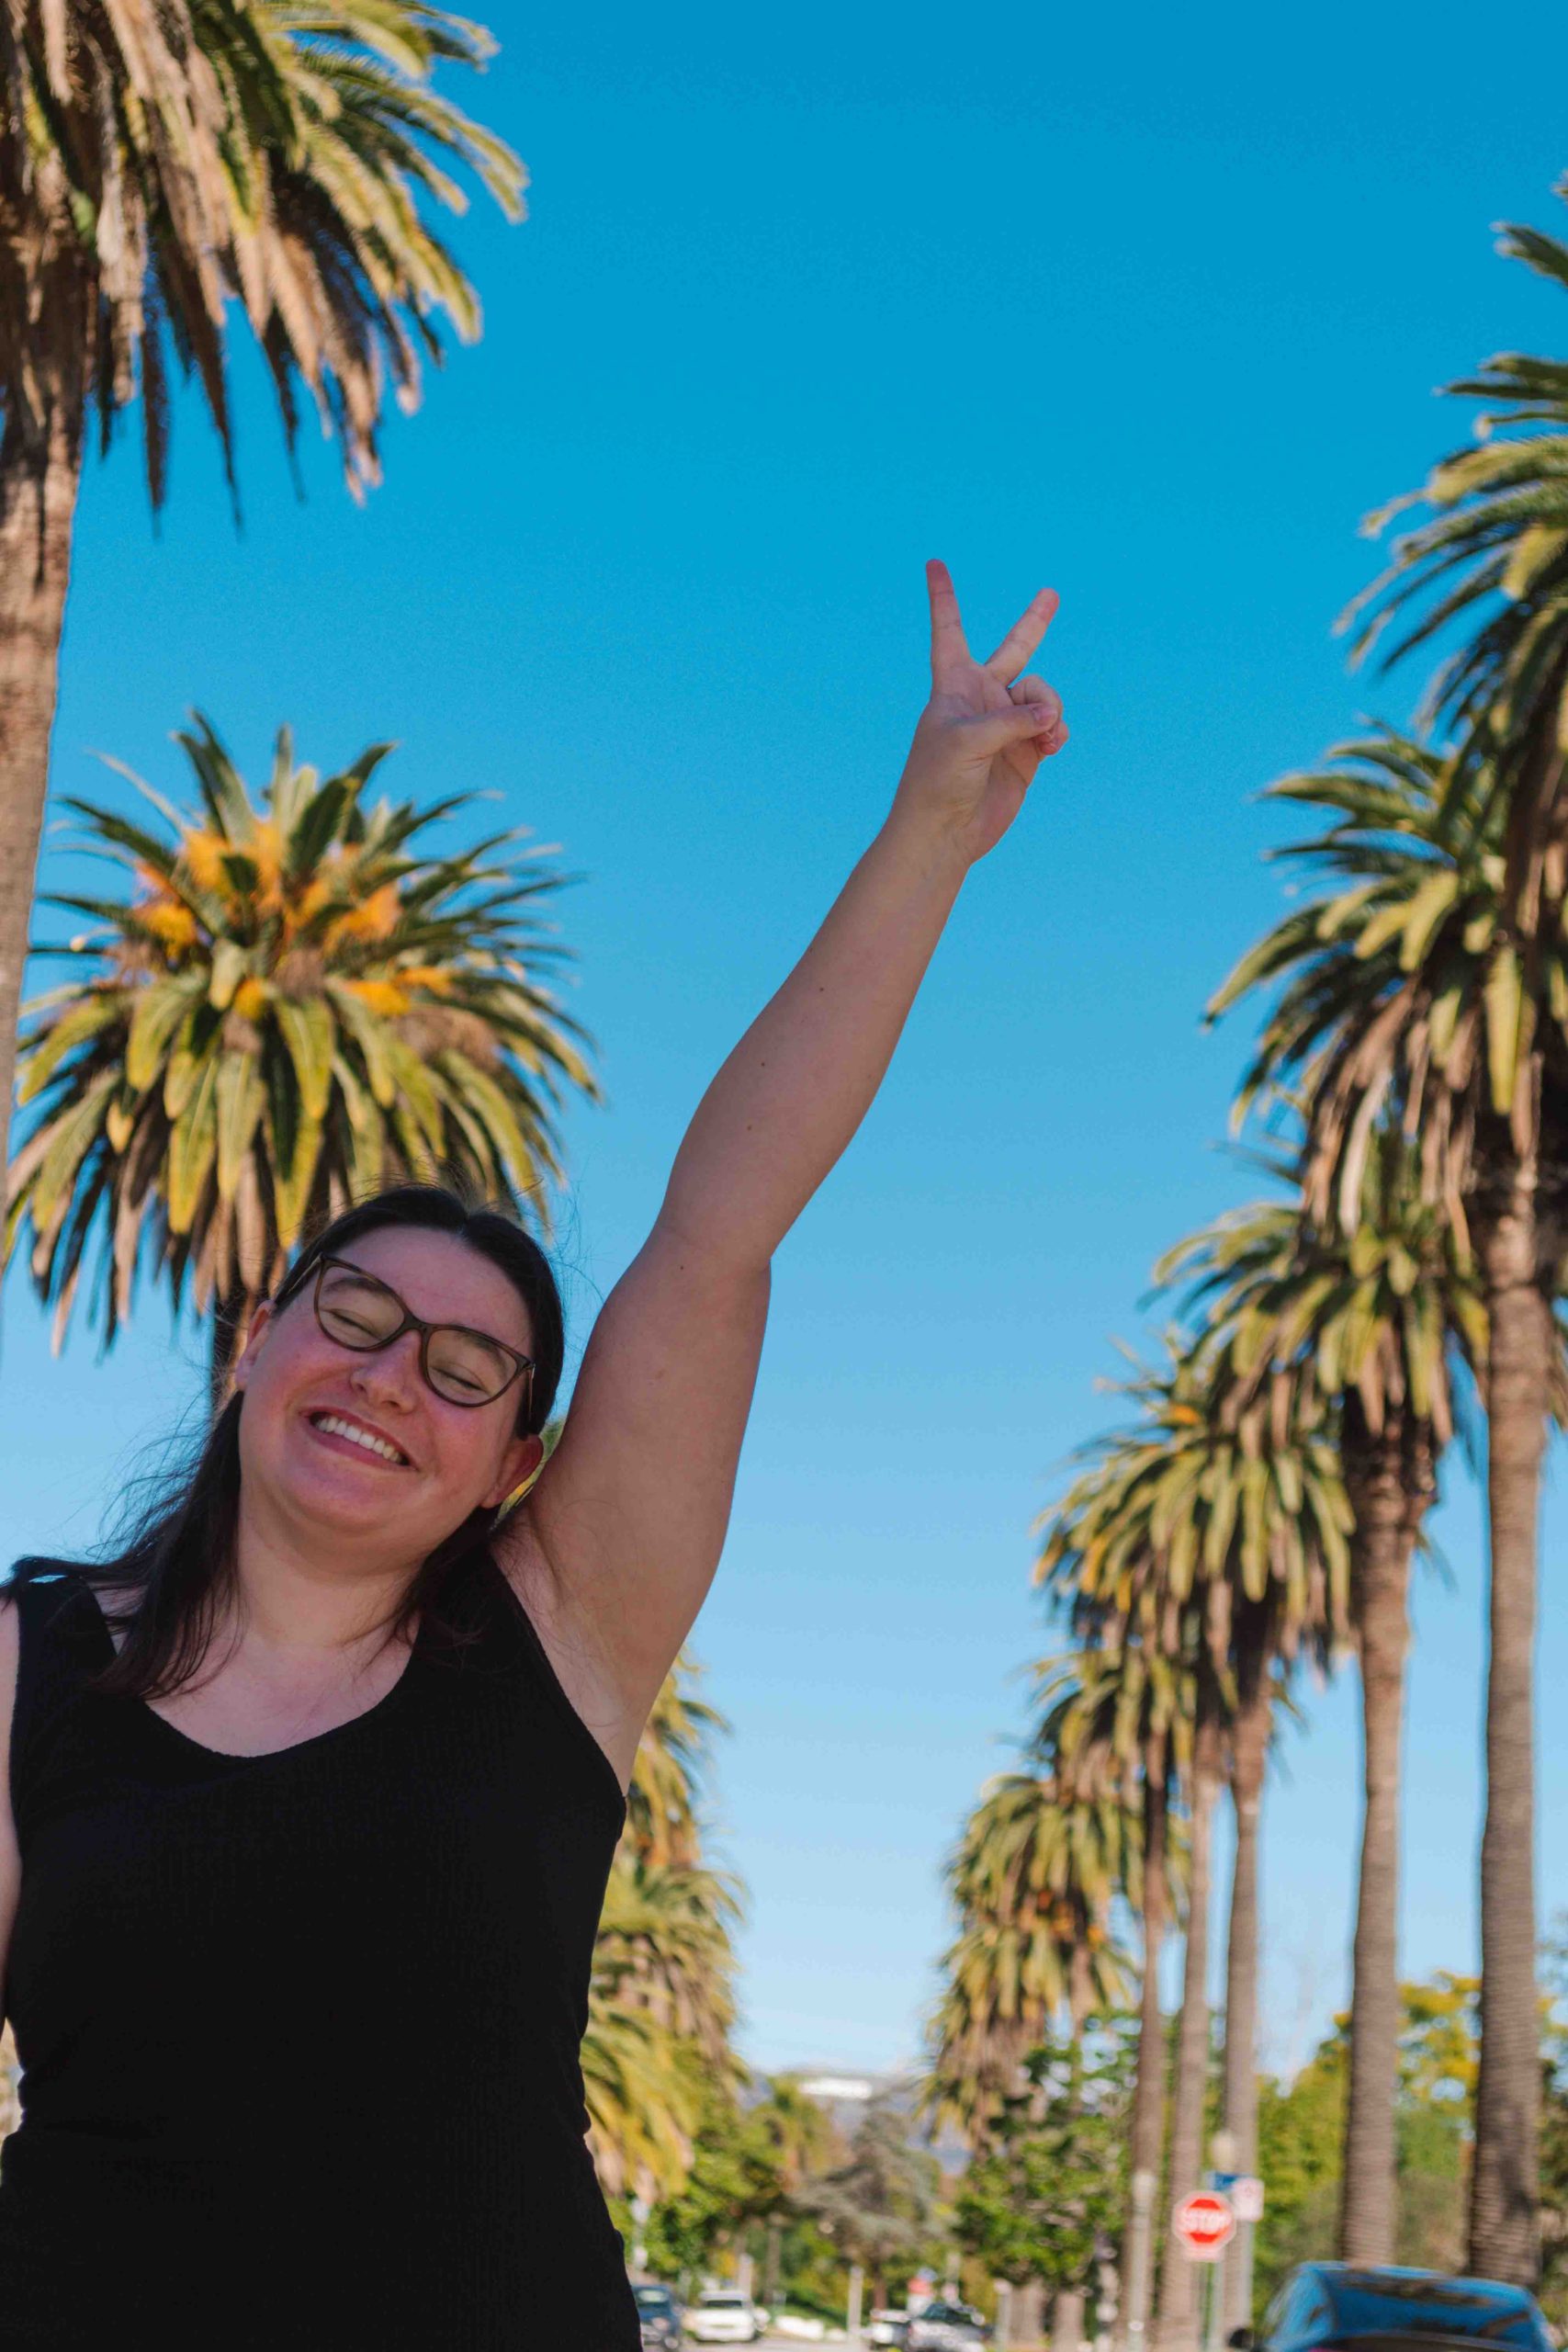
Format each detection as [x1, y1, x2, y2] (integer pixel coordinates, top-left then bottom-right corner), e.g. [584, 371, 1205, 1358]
[625, 1659, 731, 1871]
[928, 1770, 1134, 2144]
[6, 715, 597, 1409]
[1207, 724, 1563, 2281]
[1341, 184, 1568, 940]
[0, 0, 525, 1216]
[589, 1652, 744, 2202]
[1028, 1645, 1191, 2352]
[1322, 201, 1568, 2275]
[927, 1767, 1135, 2349]
[1156, 1131, 1484, 2266]
[1038, 1339, 1350, 2352]
[581, 1981, 703, 2204]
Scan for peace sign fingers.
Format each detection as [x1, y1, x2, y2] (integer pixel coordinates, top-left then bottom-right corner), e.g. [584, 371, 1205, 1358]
[926, 559, 973, 686]
[983, 584, 1060, 684]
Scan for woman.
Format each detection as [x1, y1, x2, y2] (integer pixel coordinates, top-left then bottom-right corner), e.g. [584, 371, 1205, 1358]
[0, 560, 1066, 2348]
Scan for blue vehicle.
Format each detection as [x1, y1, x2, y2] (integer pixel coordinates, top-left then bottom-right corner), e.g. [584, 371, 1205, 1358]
[1239, 2263, 1554, 2352]
[634, 2281, 685, 2347]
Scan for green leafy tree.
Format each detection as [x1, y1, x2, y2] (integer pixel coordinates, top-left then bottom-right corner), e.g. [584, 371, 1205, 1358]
[6, 717, 596, 1409]
[953, 2022, 1136, 2335]
[802, 2088, 942, 2313]
[639, 2078, 790, 2284]
[0, 0, 525, 1227]
[1254, 1977, 1480, 2311]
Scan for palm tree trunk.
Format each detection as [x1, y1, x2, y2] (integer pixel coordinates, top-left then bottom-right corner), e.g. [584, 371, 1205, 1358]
[1052, 1956, 1096, 2352]
[1156, 1722, 1221, 2352]
[1120, 1746, 1170, 2352]
[1013, 2280, 1047, 2348]
[1133, 1747, 1171, 2177]
[1222, 1671, 1269, 2332]
[1054, 2289, 1086, 2352]
[0, 394, 85, 1227]
[1339, 1416, 1432, 2265]
[1468, 1175, 1550, 2285]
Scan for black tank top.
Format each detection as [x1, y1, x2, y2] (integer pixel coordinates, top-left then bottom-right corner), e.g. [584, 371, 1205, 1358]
[0, 1548, 641, 2350]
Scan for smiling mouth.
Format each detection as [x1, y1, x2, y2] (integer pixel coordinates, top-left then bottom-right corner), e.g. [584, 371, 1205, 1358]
[305, 1411, 412, 1468]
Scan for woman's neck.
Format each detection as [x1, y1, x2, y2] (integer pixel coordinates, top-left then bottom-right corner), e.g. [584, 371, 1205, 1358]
[229, 1518, 419, 1658]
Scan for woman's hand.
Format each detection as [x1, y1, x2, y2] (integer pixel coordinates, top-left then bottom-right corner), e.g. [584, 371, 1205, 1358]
[889, 560, 1067, 866]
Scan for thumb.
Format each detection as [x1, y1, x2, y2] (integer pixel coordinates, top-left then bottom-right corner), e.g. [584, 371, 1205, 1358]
[962, 697, 1065, 756]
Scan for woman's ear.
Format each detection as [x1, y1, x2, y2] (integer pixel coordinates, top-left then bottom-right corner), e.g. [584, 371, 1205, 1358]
[230, 1298, 276, 1393]
[487, 1430, 546, 1510]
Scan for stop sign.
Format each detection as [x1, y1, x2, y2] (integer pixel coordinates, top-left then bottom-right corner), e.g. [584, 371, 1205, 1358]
[1171, 2189, 1235, 2262]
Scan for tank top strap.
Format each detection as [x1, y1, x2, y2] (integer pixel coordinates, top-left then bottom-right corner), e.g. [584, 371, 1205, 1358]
[7, 1569, 102, 1840]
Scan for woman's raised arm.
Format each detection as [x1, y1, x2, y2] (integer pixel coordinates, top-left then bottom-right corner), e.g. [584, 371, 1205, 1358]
[500, 563, 1067, 1769]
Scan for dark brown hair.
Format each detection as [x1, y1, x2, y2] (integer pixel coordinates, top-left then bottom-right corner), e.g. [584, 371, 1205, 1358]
[7, 1181, 565, 1701]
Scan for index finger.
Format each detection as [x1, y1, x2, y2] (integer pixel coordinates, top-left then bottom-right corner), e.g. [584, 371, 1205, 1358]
[927, 560, 971, 683]
[984, 586, 1060, 682]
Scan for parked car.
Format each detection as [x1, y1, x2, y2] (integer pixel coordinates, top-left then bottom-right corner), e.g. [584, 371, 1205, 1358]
[1239, 2263, 1554, 2352]
[685, 2290, 766, 2344]
[908, 2303, 991, 2350]
[634, 2281, 685, 2346]
[868, 2312, 912, 2347]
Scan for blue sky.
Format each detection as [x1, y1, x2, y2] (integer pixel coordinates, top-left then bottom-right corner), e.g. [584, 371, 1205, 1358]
[5, 0, 1568, 2081]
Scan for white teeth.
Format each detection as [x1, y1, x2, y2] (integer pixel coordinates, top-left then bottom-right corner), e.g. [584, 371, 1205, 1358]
[310, 1412, 406, 1465]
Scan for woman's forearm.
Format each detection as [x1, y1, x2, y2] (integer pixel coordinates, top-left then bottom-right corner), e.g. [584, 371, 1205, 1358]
[657, 811, 971, 1271]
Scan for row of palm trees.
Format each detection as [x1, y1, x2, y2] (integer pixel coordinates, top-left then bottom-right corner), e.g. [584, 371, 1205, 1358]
[925, 174, 1568, 2329]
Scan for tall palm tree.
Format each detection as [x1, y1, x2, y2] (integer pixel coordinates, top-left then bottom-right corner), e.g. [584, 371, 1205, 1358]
[1039, 1340, 1351, 2352]
[1208, 724, 1563, 2282]
[927, 1767, 1135, 2350]
[1341, 184, 1568, 942]
[6, 716, 597, 1408]
[927, 1769, 1135, 2144]
[1038, 1441, 1225, 2352]
[0, 0, 525, 1227]
[1325, 203, 1568, 2276]
[1029, 1645, 1191, 2352]
[1156, 1131, 1484, 2266]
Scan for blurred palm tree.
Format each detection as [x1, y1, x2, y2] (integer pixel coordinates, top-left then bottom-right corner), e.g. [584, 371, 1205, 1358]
[625, 1660, 730, 1871]
[926, 1769, 1135, 2149]
[0, 0, 525, 1221]
[1208, 724, 1562, 2282]
[1156, 1128, 1483, 2267]
[5, 715, 596, 1410]
[587, 1653, 744, 2205]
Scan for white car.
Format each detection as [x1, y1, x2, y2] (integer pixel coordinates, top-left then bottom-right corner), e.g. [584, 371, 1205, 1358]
[686, 2290, 766, 2343]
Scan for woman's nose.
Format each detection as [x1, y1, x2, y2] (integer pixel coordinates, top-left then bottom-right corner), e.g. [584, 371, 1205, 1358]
[349, 1330, 424, 1405]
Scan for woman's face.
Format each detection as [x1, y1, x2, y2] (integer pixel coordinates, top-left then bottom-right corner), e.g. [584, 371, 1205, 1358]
[231, 1227, 544, 1570]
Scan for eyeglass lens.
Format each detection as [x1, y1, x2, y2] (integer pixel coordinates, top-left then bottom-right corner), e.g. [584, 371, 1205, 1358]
[317, 1265, 517, 1403]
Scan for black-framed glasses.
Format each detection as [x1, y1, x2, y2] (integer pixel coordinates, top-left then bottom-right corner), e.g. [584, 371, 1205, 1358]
[288, 1253, 536, 1413]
